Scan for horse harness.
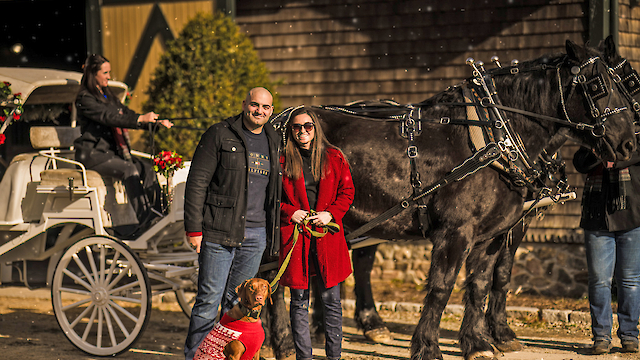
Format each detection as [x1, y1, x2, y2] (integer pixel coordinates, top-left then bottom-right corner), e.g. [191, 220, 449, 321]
[310, 54, 631, 240]
[611, 58, 640, 127]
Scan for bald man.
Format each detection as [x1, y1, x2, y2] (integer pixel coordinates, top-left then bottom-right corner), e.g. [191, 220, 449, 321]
[184, 87, 282, 360]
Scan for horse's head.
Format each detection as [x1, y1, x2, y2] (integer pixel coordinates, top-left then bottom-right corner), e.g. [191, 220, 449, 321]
[563, 39, 636, 161]
[599, 35, 640, 135]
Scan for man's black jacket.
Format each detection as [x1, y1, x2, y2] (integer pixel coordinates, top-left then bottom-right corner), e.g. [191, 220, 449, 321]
[574, 147, 640, 232]
[184, 114, 281, 257]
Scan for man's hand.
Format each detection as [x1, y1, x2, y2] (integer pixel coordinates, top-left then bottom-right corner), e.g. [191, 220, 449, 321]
[188, 235, 202, 253]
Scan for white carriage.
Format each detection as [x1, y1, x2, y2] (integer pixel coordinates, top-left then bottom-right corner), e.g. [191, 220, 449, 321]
[0, 68, 197, 356]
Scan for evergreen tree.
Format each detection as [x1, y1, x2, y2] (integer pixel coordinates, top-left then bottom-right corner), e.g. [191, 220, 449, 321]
[144, 12, 279, 159]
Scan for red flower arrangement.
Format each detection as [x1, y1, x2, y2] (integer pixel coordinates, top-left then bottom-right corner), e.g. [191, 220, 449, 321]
[153, 150, 185, 212]
[153, 150, 185, 180]
[1, 81, 23, 122]
[0, 81, 24, 146]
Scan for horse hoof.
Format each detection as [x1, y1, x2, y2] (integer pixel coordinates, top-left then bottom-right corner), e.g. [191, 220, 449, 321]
[364, 327, 393, 344]
[494, 339, 523, 352]
[467, 350, 496, 360]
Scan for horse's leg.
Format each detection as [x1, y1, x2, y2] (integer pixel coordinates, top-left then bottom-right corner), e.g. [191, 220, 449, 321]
[411, 227, 473, 360]
[458, 238, 502, 359]
[260, 270, 296, 360]
[487, 226, 527, 352]
[353, 244, 392, 343]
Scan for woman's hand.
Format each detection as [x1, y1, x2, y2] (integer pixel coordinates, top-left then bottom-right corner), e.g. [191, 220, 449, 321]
[307, 211, 332, 226]
[138, 112, 174, 128]
[291, 210, 309, 224]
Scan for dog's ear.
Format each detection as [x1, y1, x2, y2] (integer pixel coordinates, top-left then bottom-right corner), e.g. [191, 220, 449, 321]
[265, 279, 273, 305]
[235, 279, 250, 300]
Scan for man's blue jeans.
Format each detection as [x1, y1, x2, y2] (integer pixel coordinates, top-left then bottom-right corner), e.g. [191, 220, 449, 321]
[585, 228, 640, 344]
[183, 227, 267, 360]
[290, 279, 342, 360]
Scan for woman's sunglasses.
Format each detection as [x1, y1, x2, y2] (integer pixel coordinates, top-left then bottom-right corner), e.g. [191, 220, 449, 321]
[291, 122, 314, 132]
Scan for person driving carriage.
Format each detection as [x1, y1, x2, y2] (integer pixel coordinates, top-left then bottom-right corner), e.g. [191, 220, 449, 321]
[73, 54, 173, 236]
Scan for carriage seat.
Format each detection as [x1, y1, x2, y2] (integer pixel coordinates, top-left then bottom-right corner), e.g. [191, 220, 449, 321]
[0, 126, 83, 225]
[31, 126, 137, 228]
[29, 125, 82, 150]
[0, 126, 135, 227]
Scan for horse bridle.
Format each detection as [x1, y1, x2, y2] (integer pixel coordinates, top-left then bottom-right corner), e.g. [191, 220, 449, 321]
[611, 58, 640, 111]
[559, 56, 629, 137]
[610, 58, 640, 135]
[480, 55, 629, 139]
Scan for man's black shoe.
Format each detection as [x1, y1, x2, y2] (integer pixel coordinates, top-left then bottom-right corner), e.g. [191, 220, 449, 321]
[590, 339, 611, 355]
[621, 339, 639, 353]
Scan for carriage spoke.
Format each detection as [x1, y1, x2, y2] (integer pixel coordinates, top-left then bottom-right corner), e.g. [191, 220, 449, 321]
[69, 302, 95, 328]
[58, 285, 91, 297]
[102, 306, 118, 347]
[105, 263, 131, 291]
[82, 305, 98, 341]
[97, 305, 106, 348]
[110, 280, 141, 297]
[109, 295, 141, 305]
[61, 297, 92, 312]
[104, 250, 121, 286]
[105, 301, 131, 337]
[99, 245, 106, 285]
[108, 299, 140, 323]
[72, 253, 97, 287]
[62, 268, 93, 292]
[85, 245, 100, 286]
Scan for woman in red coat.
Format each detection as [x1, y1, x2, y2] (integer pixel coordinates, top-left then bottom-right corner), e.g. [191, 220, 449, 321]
[279, 107, 354, 360]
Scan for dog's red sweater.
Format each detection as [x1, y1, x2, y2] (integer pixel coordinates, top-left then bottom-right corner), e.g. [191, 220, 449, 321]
[194, 313, 265, 360]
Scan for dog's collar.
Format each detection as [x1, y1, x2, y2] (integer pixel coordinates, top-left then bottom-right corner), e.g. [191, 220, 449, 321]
[239, 302, 261, 319]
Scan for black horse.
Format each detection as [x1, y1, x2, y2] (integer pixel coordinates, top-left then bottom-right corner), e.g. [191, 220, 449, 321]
[262, 39, 637, 360]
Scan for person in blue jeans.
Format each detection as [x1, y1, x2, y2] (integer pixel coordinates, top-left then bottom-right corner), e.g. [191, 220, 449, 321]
[183, 87, 281, 360]
[574, 146, 640, 355]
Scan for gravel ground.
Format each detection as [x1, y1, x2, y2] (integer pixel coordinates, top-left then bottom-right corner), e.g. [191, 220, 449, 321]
[1, 286, 637, 360]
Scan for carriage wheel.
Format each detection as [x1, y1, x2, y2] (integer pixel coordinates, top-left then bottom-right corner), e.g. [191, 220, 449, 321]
[175, 269, 198, 318]
[51, 235, 151, 356]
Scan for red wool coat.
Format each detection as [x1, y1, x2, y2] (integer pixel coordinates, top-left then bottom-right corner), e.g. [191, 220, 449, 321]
[279, 148, 355, 289]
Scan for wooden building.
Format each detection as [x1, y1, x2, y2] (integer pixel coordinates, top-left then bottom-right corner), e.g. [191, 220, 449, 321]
[98, 0, 216, 110]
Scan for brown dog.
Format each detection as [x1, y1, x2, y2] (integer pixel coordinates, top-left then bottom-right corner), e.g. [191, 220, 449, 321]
[194, 278, 272, 360]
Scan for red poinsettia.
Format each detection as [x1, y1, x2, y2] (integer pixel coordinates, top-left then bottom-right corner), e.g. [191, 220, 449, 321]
[0, 134, 5, 145]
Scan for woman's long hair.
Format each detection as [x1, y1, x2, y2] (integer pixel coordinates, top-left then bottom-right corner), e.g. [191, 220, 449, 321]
[80, 54, 116, 104]
[284, 107, 342, 181]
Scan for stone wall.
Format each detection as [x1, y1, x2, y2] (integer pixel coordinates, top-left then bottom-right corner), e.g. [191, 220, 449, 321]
[356, 239, 588, 299]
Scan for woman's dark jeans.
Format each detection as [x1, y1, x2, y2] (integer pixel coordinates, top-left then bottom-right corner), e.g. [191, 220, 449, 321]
[290, 278, 342, 360]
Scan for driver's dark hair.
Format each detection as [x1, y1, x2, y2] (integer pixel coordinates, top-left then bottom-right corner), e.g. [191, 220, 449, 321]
[80, 54, 117, 104]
